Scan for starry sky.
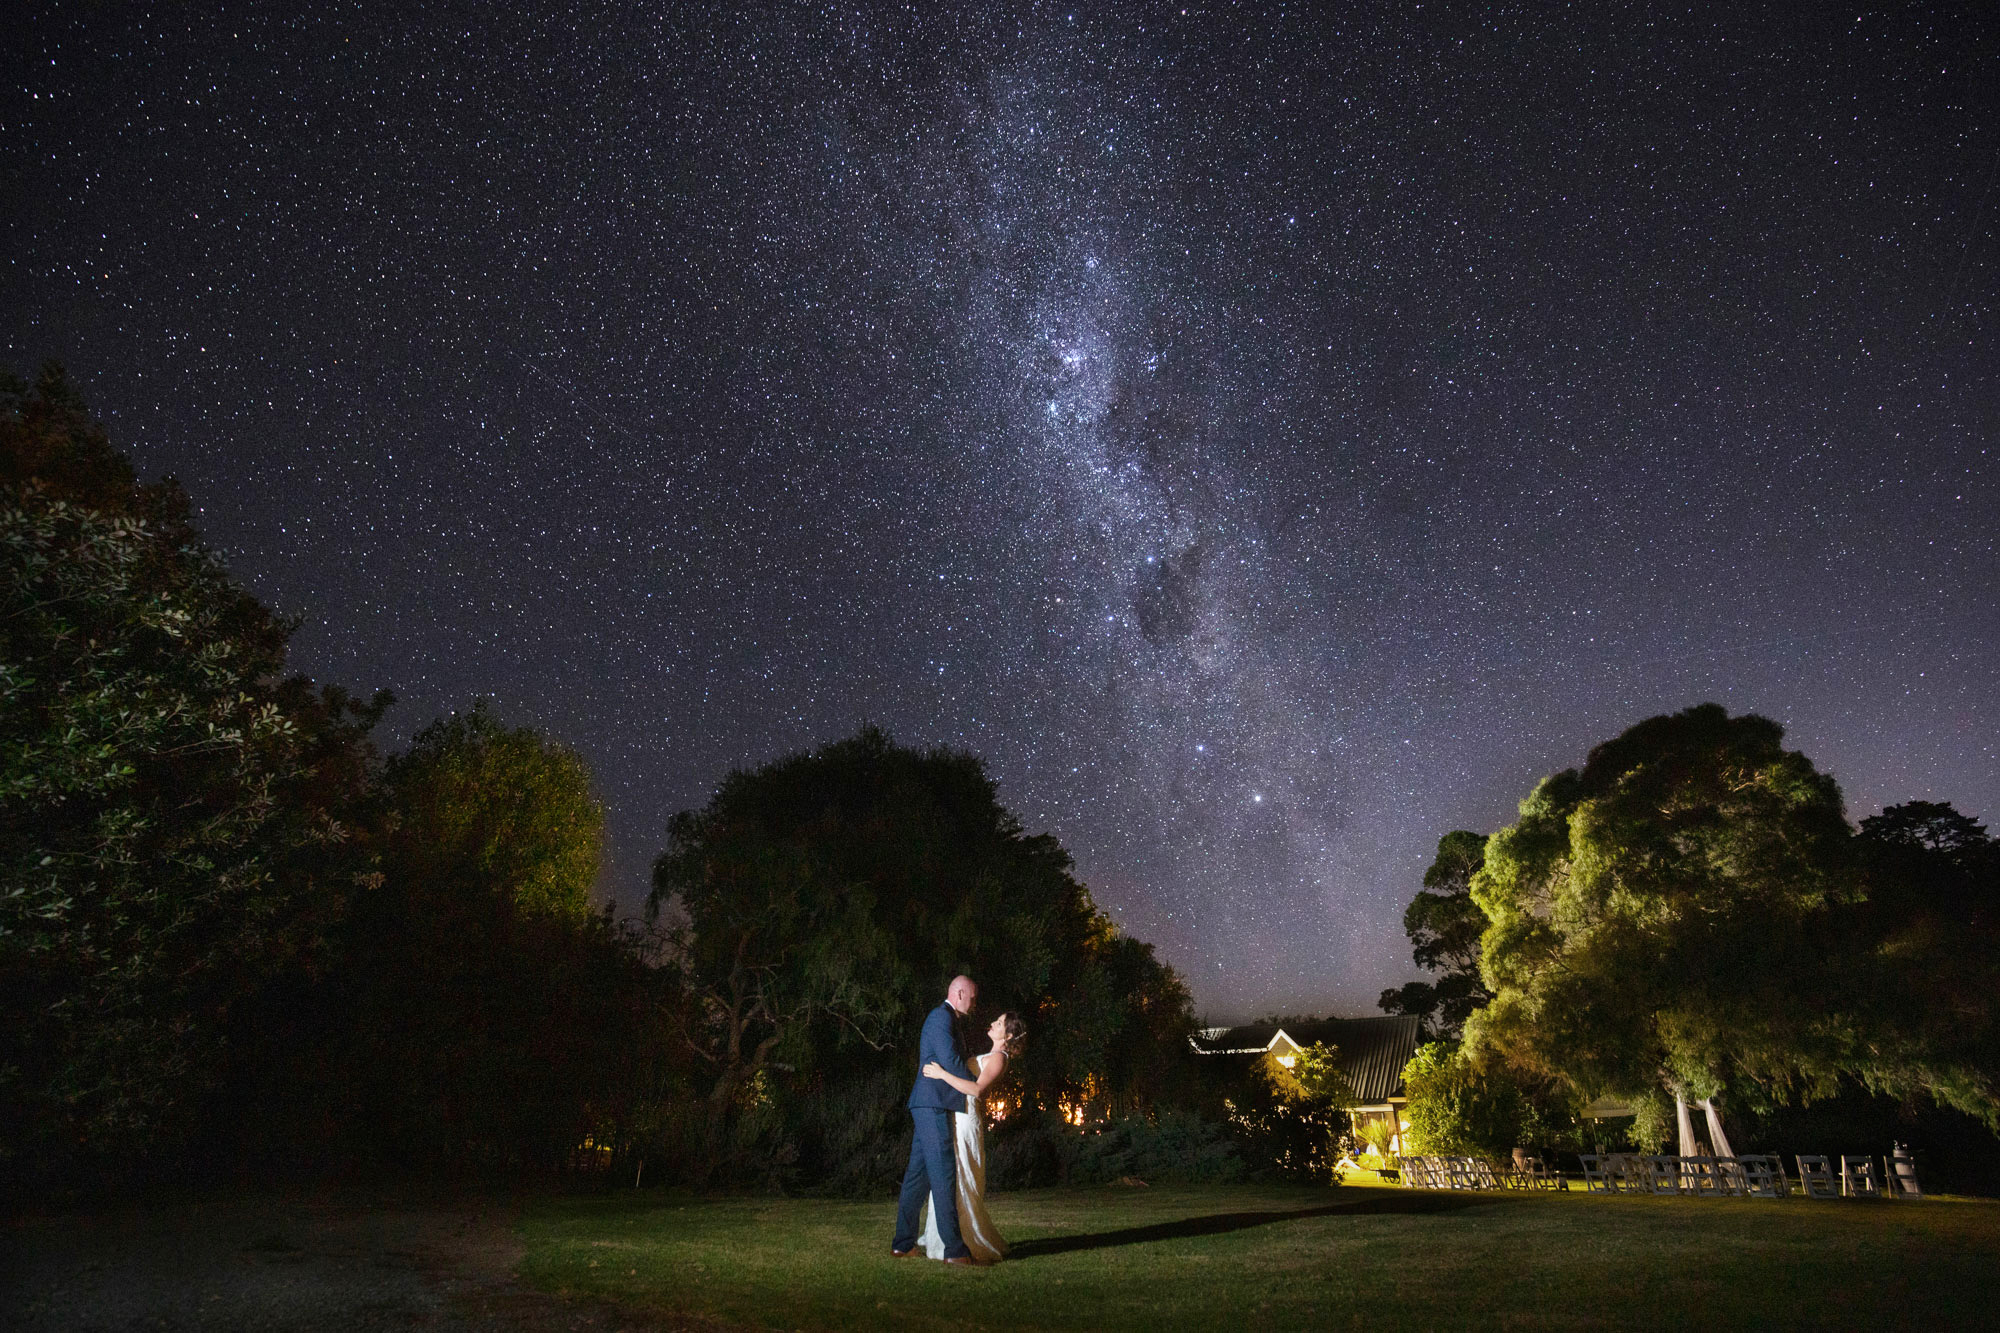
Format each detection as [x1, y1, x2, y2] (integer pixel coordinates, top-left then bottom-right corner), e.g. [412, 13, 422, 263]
[6, 2, 1997, 1021]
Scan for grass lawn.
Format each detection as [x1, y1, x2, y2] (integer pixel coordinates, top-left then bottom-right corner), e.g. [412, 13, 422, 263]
[517, 1176, 2000, 1330]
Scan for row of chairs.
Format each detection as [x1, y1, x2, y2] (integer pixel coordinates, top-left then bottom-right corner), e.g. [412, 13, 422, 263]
[1800, 1154, 1921, 1199]
[1579, 1153, 1789, 1197]
[1398, 1156, 1501, 1190]
[1578, 1153, 1917, 1199]
[1397, 1155, 1560, 1191]
[1401, 1152, 1920, 1199]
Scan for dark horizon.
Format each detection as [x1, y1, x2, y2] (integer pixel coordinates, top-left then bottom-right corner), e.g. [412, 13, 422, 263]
[5, 2, 1996, 1022]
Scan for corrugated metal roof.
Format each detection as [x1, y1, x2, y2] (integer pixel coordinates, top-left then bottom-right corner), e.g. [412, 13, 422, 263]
[1190, 1015, 1424, 1103]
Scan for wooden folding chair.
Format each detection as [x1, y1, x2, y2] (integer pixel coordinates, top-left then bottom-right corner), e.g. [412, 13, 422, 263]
[1796, 1155, 1837, 1199]
[1740, 1155, 1786, 1199]
[1643, 1155, 1681, 1195]
[1841, 1155, 1879, 1198]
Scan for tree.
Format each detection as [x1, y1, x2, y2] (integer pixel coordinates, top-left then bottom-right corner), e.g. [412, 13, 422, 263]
[294, 703, 648, 1171]
[648, 727, 1197, 1188]
[1860, 801, 1992, 859]
[1291, 1042, 1360, 1110]
[1857, 800, 1996, 932]
[377, 702, 604, 921]
[0, 364, 386, 1172]
[1400, 1042, 1522, 1157]
[1465, 704, 1998, 1128]
[1379, 829, 1494, 1039]
[1290, 1042, 1360, 1168]
[1849, 800, 2000, 1122]
[1209, 1043, 1355, 1182]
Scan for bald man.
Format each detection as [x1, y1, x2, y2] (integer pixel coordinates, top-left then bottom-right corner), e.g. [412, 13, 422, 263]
[891, 974, 978, 1263]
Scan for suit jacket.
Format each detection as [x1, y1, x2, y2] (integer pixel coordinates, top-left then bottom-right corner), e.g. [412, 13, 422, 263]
[906, 1001, 974, 1112]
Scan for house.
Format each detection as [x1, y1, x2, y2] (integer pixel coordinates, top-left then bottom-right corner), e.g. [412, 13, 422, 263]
[1190, 1014, 1424, 1152]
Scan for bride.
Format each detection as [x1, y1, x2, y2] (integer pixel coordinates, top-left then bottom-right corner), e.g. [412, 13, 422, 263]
[918, 1011, 1027, 1264]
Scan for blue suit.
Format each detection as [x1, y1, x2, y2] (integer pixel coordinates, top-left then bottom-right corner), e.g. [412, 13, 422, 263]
[892, 1002, 974, 1257]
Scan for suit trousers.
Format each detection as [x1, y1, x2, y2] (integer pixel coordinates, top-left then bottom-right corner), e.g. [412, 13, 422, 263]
[892, 1108, 966, 1258]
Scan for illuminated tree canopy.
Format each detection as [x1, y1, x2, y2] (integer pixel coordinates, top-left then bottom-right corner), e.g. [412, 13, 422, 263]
[1466, 704, 1997, 1126]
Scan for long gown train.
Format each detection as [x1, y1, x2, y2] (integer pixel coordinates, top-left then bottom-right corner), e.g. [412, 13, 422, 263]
[919, 1053, 1007, 1262]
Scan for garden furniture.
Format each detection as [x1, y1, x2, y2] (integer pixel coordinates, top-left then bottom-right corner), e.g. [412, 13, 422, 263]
[1796, 1156, 1837, 1199]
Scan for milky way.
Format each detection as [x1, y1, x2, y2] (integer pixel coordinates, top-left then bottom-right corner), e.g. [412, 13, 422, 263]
[5, 3, 1997, 1018]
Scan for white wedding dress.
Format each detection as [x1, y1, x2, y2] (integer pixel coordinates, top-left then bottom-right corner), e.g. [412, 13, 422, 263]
[918, 1052, 1007, 1262]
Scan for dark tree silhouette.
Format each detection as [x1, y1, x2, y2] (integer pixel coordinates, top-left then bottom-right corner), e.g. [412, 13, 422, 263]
[1, 364, 386, 1174]
[649, 727, 1196, 1188]
[1379, 829, 1494, 1039]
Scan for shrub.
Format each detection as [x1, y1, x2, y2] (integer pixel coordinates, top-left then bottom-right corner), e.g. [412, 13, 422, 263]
[1357, 1118, 1397, 1160]
[989, 1109, 1245, 1188]
[1401, 1042, 1535, 1158]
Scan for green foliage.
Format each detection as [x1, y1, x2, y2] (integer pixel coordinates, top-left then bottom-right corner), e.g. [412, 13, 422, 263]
[1400, 1042, 1536, 1158]
[0, 364, 386, 1170]
[1288, 1042, 1359, 1111]
[257, 702, 678, 1173]
[987, 1108, 1245, 1188]
[379, 702, 604, 920]
[648, 727, 1197, 1187]
[1355, 1117, 1397, 1160]
[0, 361, 663, 1178]
[1626, 1089, 1677, 1152]
[1207, 1047, 1353, 1181]
[1379, 829, 1494, 1039]
[1849, 800, 2000, 1123]
[1465, 703, 1999, 1128]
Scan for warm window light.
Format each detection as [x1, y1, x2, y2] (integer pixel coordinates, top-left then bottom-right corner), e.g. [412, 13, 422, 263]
[1276, 1053, 1297, 1068]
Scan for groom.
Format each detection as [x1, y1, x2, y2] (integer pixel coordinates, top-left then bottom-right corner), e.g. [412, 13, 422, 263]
[891, 974, 978, 1264]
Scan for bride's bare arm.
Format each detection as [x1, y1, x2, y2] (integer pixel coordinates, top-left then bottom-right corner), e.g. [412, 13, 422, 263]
[923, 1053, 1006, 1096]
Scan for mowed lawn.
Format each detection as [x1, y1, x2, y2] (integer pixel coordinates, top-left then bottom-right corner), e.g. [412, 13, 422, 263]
[518, 1177, 2000, 1330]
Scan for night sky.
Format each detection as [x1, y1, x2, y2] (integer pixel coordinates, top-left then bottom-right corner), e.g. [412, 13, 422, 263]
[6, 3, 1996, 1021]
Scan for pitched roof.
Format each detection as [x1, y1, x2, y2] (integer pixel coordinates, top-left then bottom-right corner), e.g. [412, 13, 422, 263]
[1190, 1015, 1424, 1103]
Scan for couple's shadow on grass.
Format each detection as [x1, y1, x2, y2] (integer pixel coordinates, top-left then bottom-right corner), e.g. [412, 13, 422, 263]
[1005, 1192, 1490, 1259]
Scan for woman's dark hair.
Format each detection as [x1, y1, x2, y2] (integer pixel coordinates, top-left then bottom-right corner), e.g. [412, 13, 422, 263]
[996, 1011, 1028, 1057]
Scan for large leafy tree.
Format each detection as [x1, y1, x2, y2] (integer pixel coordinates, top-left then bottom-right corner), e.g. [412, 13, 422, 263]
[1849, 800, 2000, 1119]
[299, 703, 645, 1169]
[0, 364, 386, 1167]
[377, 703, 604, 921]
[649, 727, 1196, 1187]
[1379, 829, 1494, 1039]
[1465, 704, 1998, 1126]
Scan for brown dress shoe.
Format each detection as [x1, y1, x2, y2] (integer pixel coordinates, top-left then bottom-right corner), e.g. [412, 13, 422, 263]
[943, 1255, 989, 1267]
[890, 1247, 918, 1258]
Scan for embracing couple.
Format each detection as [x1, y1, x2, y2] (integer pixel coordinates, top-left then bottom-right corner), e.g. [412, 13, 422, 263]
[890, 974, 1027, 1266]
